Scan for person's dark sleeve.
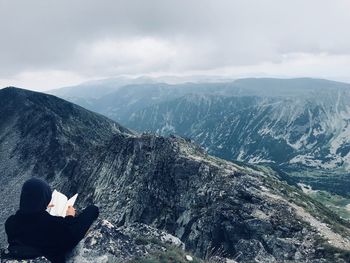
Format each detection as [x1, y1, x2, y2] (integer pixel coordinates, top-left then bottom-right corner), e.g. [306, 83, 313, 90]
[44, 205, 99, 254]
[62, 205, 99, 247]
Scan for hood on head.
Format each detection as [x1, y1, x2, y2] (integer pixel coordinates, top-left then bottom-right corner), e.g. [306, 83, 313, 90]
[19, 177, 52, 214]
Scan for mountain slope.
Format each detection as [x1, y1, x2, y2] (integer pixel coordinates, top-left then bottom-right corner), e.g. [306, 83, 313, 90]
[48, 76, 156, 100]
[0, 87, 131, 244]
[49, 78, 350, 175]
[126, 90, 350, 171]
[1, 87, 350, 262]
[48, 78, 350, 214]
[68, 79, 350, 196]
[49, 77, 350, 122]
[48, 81, 234, 122]
[124, 94, 350, 199]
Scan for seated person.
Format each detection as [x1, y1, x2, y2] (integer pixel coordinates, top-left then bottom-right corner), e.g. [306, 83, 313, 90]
[5, 177, 99, 263]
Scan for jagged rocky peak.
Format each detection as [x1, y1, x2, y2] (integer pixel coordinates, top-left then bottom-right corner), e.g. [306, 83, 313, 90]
[1, 87, 350, 262]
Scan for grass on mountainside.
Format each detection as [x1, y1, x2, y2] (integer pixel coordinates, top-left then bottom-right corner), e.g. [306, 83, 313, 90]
[127, 237, 205, 263]
[307, 190, 350, 220]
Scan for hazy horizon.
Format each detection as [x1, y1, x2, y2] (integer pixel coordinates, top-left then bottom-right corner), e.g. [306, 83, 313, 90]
[3, 75, 350, 93]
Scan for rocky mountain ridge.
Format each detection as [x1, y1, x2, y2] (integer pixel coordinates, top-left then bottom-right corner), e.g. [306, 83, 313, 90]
[49, 78, 350, 199]
[49, 78, 350, 174]
[1, 87, 350, 262]
[127, 91, 350, 172]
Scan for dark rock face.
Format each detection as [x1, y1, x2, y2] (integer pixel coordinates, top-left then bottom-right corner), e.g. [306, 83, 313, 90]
[1, 87, 350, 262]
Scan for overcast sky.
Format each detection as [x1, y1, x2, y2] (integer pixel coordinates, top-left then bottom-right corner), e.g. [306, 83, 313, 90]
[0, 0, 350, 91]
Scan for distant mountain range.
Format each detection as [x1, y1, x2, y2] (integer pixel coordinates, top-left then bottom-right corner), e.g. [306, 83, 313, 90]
[2, 87, 350, 262]
[49, 78, 350, 195]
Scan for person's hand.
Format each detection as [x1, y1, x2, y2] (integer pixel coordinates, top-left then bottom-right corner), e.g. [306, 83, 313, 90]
[47, 203, 54, 208]
[66, 206, 76, 217]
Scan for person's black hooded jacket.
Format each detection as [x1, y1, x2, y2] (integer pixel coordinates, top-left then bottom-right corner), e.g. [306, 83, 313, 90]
[5, 178, 99, 262]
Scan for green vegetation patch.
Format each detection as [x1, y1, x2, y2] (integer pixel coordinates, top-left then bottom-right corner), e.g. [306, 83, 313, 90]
[308, 190, 350, 220]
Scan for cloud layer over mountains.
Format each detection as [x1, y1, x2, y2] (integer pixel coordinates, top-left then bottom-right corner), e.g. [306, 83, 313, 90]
[1, 0, 350, 90]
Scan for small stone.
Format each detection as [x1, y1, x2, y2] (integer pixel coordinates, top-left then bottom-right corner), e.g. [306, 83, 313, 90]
[185, 255, 193, 261]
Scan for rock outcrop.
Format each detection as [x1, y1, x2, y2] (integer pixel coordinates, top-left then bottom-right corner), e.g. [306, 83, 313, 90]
[2, 220, 187, 262]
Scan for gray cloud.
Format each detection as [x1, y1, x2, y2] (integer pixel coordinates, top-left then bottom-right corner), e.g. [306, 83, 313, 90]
[0, 0, 350, 90]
